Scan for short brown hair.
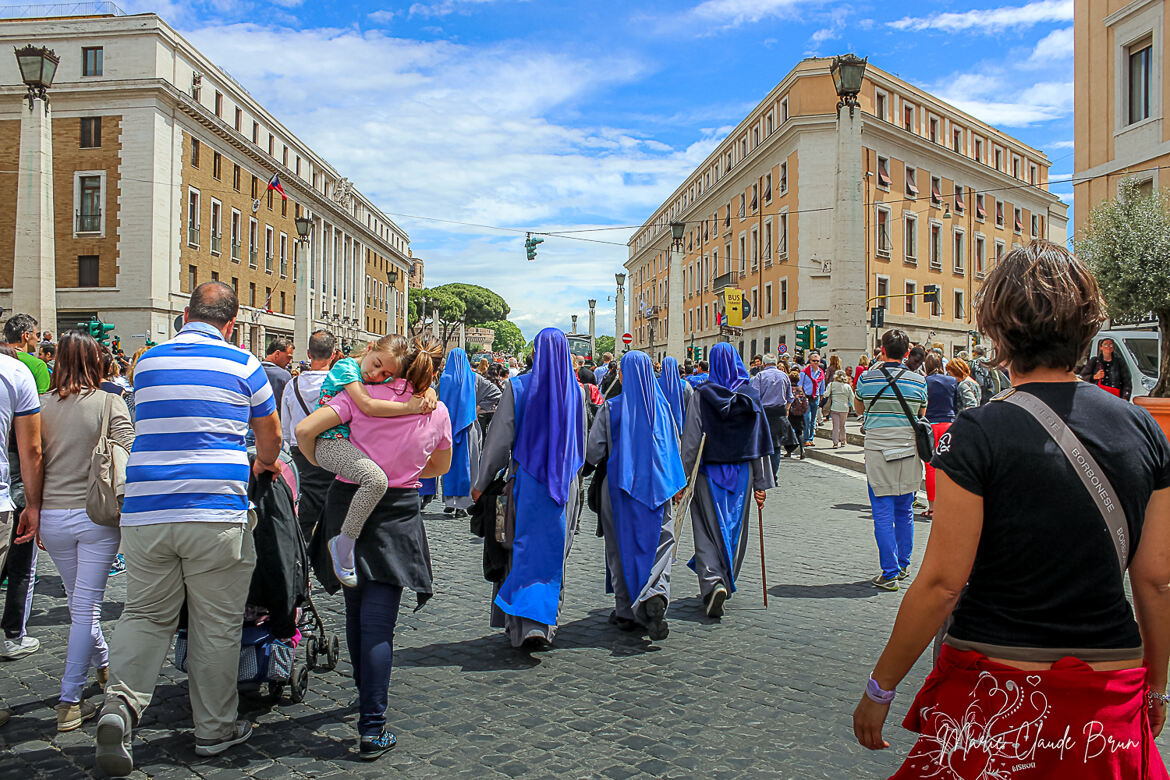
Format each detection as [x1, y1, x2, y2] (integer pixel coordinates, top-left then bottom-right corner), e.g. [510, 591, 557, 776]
[924, 353, 944, 375]
[975, 240, 1106, 374]
[947, 357, 971, 379]
[51, 332, 103, 399]
[881, 329, 910, 361]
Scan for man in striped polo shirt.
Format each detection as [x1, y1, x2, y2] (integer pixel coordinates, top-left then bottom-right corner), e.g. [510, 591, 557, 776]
[96, 282, 282, 777]
[854, 329, 927, 592]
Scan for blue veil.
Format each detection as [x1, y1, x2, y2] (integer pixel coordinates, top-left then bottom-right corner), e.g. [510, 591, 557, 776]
[440, 348, 478, 496]
[657, 356, 687, 433]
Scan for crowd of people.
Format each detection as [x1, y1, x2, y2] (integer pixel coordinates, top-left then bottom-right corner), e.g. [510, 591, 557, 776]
[0, 239, 1166, 778]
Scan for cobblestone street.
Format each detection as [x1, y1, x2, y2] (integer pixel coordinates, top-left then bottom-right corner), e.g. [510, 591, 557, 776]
[0, 458, 1162, 778]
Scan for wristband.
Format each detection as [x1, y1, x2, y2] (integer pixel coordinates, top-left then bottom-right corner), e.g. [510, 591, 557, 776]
[866, 675, 896, 705]
[1150, 691, 1170, 707]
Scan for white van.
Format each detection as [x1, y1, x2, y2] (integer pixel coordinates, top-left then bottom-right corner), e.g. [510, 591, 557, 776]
[1088, 330, 1161, 399]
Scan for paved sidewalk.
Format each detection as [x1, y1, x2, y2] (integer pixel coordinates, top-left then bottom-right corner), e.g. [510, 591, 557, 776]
[0, 459, 1162, 778]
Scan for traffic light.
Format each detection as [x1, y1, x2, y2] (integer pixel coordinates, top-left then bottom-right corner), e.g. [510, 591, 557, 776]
[814, 324, 828, 350]
[112, 335, 122, 353]
[869, 306, 886, 328]
[795, 322, 811, 350]
[78, 319, 115, 346]
[524, 233, 544, 261]
[923, 284, 941, 305]
[686, 346, 694, 360]
[693, 346, 703, 361]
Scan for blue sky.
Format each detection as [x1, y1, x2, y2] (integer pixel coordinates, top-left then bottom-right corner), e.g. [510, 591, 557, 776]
[129, 0, 1075, 338]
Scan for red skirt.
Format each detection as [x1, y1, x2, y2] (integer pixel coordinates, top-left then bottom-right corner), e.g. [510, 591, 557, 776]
[891, 644, 1169, 779]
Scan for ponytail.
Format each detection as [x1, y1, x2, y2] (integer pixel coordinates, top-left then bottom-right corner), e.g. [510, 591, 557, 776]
[406, 335, 444, 393]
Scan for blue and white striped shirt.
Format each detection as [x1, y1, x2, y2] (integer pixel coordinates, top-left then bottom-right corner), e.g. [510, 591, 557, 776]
[122, 322, 276, 526]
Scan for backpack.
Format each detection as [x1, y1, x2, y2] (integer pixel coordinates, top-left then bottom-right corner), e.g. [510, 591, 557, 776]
[790, 389, 809, 417]
[86, 393, 129, 527]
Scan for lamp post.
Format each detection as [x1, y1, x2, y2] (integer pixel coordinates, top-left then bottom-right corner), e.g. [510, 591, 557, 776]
[571, 314, 578, 334]
[387, 269, 398, 335]
[293, 213, 312, 360]
[13, 45, 60, 336]
[666, 221, 685, 362]
[829, 53, 869, 359]
[648, 318, 657, 360]
[587, 298, 596, 363]
[615, 272, 626, 354]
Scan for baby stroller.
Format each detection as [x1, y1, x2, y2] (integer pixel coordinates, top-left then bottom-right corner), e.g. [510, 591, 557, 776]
[173, 449, 340, 704]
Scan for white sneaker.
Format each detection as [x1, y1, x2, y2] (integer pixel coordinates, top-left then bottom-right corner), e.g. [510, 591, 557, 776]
[2, 635, 39, 660]
[328, 536, 359, 588]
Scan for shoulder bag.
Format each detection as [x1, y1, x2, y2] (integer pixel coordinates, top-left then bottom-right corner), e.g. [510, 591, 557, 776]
[876, 367, 935, 462]
[995, 389, 1127, 571]
[87, 392, 130, 527]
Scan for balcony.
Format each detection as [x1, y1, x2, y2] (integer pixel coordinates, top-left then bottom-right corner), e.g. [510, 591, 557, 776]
[211, 233, 221, 254]
[76, 211, 101, 233]
[265, 253, 273, 273]
[187, 226, 200, 247]
[249, 249, 257, 268]
[231, 241, 241, 262]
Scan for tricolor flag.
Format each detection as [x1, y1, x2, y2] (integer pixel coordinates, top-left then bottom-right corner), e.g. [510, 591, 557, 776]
[267, 172, 288, 200]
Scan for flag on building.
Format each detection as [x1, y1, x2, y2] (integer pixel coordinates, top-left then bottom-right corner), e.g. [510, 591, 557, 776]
[267, 172, 288, 200]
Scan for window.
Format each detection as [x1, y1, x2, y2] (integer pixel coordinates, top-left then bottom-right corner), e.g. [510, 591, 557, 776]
[296, 156, 301, 177]
[876, 207, 891, 256]
[954, 290, 965, 320]
[252, 121, 259, 144]
[764, 173, 772, 203]
[876, 275, 890, 304]
[904, 213, 918, 261]
[739, 235, 746, 274]
[268, 134, 275, 156]
[233, 164, 240, 191]
[282, 146, 288, 167]
[876, 155, 891, 188]
[995, 239, 1005, 263]
[81, 47, 102, 77]
[281, 197, 287, 218]
[765, 282, 773, 315]
[954, 184, 965, 215]
[234, 107, 242, 132]
[975, 193, 986, 221]
[739, 194, 746, 220]
[953, 229, 965, 274]
[875, 90, 888, 121]
[77, 174, 102, 233]
[212, 152, 221, 180]
[210, 200, 222, 255]
[249, 218, 258, 267]
[763, 221, 772, 265]
[975, 234, 986, 277]
[780, 161, 788, 193]
[249, 282, 256, 307]
[1012, 156, 1021, 179]
[952, 127, 962, 153]
[280, 291, 286, 314]
[994, 147, 1003, 171]
[279, 233, 288, 277]
[930, 289, 941, 318]
[251, 175, 258, 199]
[903, 102, 915, 132]
[187, 188, 200, 247]
[780, 97, 789, 122]
[751, 183, 758, 212]
[190, 138, 200, 168]
[929, 223, 942, 269]
[214, 91, 223, 117]
[78, 255, 99, 287]
[780, 278, 788, 310]
[1129, 39, 1152, 124]
[80, 117, 101, 148]
[231, 276, 239, 294]
[1013, 207, 1023, 233]
[929, 116, 939, 143]
[265, 226, 274, 272]
[905, 281, 917, 314]
[778, 210, 790, 259]
[1029, 164, 1038, 185]
[750, 228, 759, 270]
[995, 200, 1005, 228]
[230, 209, 242, 261]
[905, 166, 918, 198]
[930, 176, 942, 207]
[974, 137, 984, 163]
[188, 265, 197, 292]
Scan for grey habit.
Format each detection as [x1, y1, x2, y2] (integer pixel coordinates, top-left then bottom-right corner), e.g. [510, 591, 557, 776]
[680, 394, 774, 601]
[443, 421, 482, 511]
[584, 405, 676, 625]
[473, 381, 587, 647]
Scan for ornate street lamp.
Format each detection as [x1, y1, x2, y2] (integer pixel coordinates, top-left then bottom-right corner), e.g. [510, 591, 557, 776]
[387, 269, 398, 285]
[294, 215, 312, 242]
[830, 53, 867, 113]
[615, 272, 626, 289]
[15, 45, 59, 110]
[670, 221, 685, 246]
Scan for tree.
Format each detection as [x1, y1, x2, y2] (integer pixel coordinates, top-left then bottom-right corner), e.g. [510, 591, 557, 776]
[406, 283, 510, 349]
[594, 335, 616, 360]
[1076, 178, 1170, 396]
[484, 320, 524, 355]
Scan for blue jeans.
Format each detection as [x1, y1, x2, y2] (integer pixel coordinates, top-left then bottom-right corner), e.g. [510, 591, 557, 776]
[803, 403, 817, 443]
[868, 485, 914, 579]
[343, 581, 403, 736]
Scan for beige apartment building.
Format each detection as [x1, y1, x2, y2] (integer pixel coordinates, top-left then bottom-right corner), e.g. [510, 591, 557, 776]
[1074, 0, 1166, 231]
[627, 57, 1067, 362]
[0, 9, 410, 355]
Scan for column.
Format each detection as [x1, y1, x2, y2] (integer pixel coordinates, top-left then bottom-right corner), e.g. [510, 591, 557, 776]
[12, 94, 56, 331]
[292, 224, 312, 360]
[615, 285, 626, 354]
[588, 303, 596, 362]
[666, 245, 684, 360]
[829, 100, 867, 357]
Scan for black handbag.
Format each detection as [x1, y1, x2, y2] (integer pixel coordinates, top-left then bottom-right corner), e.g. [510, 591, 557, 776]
[875, 367, 935, 462]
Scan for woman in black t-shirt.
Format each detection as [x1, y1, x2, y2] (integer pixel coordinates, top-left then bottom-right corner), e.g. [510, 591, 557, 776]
[1079, 337, 1133, 400]
[853, 241, 1170, 779]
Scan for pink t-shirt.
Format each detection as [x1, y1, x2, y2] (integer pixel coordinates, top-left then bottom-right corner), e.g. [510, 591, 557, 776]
[327, 379, 453, 489]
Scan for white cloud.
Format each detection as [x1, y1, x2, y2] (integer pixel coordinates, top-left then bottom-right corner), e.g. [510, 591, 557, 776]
[930, 68, 1072, 127]
[889, 0, 1072, 33]
[268, 0, 304, 7]
[408, 0, 515, 18]
[367, 9, 396, 24]
[181, 23, 710, 337]
[1027, 26, 1073, 63]
[1049, 139, 1075, 149]
[690, 0, 817, 27]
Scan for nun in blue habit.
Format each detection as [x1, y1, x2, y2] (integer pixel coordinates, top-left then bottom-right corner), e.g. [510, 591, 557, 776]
[472, 328, 588, 649]
[683, 342, 774, 618]
[586, 351, 686, 641]
[439, 348, 482, 515]
[657, 356, 693, 431]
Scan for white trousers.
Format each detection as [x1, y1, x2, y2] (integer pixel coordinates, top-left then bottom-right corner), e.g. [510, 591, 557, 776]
[38, 508, 120, 703]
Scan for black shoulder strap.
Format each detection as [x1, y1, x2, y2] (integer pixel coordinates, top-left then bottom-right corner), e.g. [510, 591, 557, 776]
[291, 375, 312, 416]
[878, 367, 920, 426]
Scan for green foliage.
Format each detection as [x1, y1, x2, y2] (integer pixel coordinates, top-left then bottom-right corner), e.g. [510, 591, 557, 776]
[594, 335, 615, 358]
[483, 320, 524, 355]
[432, 283, 509, 326]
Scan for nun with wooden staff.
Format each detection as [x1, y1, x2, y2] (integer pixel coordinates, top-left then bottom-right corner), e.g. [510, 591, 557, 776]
[585, 351, 687, 641]
[681, 342, 774, 618]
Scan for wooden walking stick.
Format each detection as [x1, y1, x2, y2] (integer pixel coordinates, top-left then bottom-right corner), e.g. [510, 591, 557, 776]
[758, 502, 769, 608]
